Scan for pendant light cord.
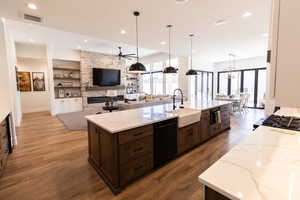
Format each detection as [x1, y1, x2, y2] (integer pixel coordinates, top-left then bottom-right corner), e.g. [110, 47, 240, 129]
[136, 14, 139, 62]
[190, 34, 193, 69]
[167, 25, 172, 66]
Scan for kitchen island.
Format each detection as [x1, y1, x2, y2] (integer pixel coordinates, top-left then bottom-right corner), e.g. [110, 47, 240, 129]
[199, 107, 300, 200]
[86, 100, 232, 194]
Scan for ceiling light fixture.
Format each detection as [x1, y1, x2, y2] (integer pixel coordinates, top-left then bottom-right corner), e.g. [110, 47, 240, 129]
[120, 29, 126, 35]
[160, 41, 166, 45]
[163, 25, 178, 74]
[186, 34, 198, 76]
[215, 20, 227, 26]
[27, 3, 37, 10]
[128, 11, 146, 73]
[175, 0, 189, 4]
[84, 39, 88, 43]
[242, 12, 253, 18]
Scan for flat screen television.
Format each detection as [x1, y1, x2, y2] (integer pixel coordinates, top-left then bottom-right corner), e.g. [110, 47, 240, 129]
[93, 68, 121, 86]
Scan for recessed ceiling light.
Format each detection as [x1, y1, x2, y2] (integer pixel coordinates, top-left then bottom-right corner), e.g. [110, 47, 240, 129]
[27, 3, 37, 10]
[261, 33, 269, 37]
[160, 41, 166, 45]
[84, 39, 88, 43]
[120, 30, 126, 34]
[242, 12, 253, 18]
[175, 0, 189, 4]
[29, 38, 34, 43]
[215, 20, 227, 26]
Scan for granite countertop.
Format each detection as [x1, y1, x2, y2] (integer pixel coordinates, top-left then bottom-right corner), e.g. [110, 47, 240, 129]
[86, 99, 232, 134]
[198, 107, 300, 200]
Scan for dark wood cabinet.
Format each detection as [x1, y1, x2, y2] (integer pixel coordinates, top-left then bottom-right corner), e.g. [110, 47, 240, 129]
[87, 103, 231, 194]
[88, 122, 153, 194]
[0, 117, 9, 179]
[200, 110, 211, 142]
[177, 122, 199, 154]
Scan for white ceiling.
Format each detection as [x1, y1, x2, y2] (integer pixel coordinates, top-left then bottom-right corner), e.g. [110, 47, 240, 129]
[0, 0, 272, 65]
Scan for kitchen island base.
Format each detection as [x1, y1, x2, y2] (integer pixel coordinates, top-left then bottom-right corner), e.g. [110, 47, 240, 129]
[204, 186, 230, 200]
[87, 104, 231, 194]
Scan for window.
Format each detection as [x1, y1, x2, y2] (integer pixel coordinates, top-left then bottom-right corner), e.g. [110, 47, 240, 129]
[141, 58, 179, 95]
[152, 72, 164, 95]
[141, 73, 151, 94]
[217, 68, 267, 108]
[165, 73, 179, 95]
[190, 71, 214, 100]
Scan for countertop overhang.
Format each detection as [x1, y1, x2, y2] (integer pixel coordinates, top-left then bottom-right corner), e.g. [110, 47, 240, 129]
[198, 107, 300, 200]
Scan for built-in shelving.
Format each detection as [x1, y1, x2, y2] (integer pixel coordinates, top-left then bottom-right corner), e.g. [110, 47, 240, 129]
[52, 59, 82, 99]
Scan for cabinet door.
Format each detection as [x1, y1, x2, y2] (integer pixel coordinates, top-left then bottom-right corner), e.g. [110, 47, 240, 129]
[200, 111, 211, 142]
[275, 0, 300, 107]
[178, 123, 198, 154]
[88, 122, 100, 167]
[71, 98, 83, 112]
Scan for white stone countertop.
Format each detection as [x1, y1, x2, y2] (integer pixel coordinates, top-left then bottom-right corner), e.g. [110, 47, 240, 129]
[86, 99, 232, 133]
[198, 108, 300, 200]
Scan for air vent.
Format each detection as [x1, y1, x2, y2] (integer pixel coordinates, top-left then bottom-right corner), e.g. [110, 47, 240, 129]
[23, 13, 42, 23]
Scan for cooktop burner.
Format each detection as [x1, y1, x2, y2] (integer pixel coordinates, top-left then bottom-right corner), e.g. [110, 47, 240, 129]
[262, 115, 300, 131]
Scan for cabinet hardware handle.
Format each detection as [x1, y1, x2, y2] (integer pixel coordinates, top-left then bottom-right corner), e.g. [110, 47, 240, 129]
[134, 147, 143, 152]
[133, 132, 143, 137]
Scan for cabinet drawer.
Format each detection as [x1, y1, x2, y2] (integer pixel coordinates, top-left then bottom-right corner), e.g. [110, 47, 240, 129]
[120, 153, 153, 186]
[178, 123, 199, 154]
[119, 136, 153, 165]
[201, 111, 210, 119]
[119, 125, 153, 145]
[221, 120, 230, 130]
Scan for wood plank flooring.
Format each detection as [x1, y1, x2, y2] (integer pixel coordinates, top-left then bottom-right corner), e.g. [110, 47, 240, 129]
[0, 110, 265, 200]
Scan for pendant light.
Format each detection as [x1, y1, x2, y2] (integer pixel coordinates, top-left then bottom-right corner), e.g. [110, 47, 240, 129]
[186, 34, 198, 75]
[129, 11, 146, 73]
[163, 25, 177, 74]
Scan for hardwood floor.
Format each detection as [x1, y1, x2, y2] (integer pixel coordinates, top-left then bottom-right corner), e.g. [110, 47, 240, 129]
[0, 109, 265, 200]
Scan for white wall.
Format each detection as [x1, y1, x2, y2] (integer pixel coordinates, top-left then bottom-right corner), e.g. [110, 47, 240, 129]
[0, 18, 20, 145]
[16, 57, 51, 113]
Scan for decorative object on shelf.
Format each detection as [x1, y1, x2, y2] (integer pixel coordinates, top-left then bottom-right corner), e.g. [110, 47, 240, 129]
[128, 11, 146, 73]
[65, 92, 71, 98]
[186, 34, 198, 76]
[17, 72, 31, 92]
[63, 73, 69, 78]
[58, 89, 65, 98]
[32, 72, 46, 91]
[69, 72, 73, 78]
[163, 25, 178, 74]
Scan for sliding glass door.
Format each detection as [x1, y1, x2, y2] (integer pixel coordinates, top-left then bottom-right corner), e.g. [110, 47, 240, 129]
[217, 68, 266, 108]
[191, 71, 214, 100]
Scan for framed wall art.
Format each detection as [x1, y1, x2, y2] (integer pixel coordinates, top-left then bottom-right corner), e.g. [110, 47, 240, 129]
[17, 72, 31, 92]
[32, 72, 45, 91]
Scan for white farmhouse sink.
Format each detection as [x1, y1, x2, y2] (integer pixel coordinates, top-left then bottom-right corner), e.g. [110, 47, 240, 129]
[166, 108, 201, 128]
